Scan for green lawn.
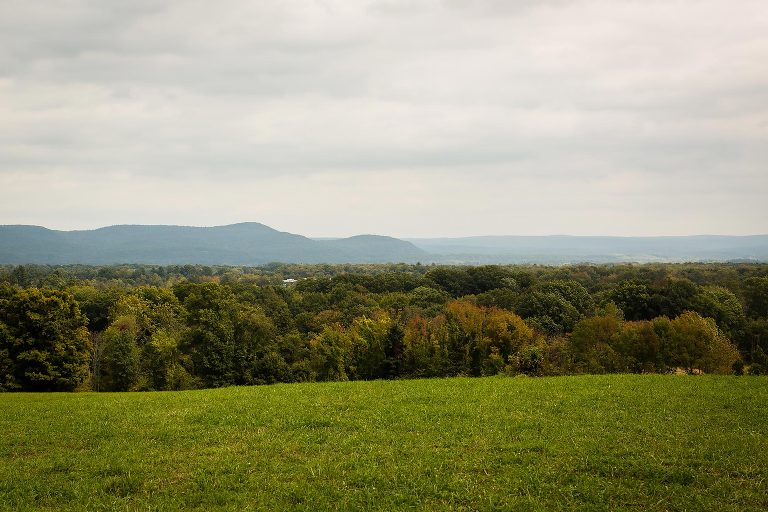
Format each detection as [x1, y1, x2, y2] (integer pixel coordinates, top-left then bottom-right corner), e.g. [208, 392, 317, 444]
[1, 375, 767, 511]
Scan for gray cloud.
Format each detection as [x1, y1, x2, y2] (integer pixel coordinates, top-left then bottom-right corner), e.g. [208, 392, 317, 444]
[0, 0, 766, 236]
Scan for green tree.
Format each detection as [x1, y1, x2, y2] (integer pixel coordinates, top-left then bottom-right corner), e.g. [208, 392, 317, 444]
[537, 280, 595, 317]
[407, 286, 451, 315]
[143, 328, 196, 390]
[68, 285, 125, 332]
[510, 345, 545, 376]
[382, 323, 405, 378]
[475, 288, 520, 312]
[0, 322, 17, 391]
[649, 279, 698, 318]
[612, 321, 662, 372]
[743, 277, 768, 319]
[10, 265, 30, 287]
[742, 319, 768, 363]
[607, 280, 653, 321]
[112, 286, 185, 342]
[692, 285, 746, 338]
[402, 315, 448, 378]
[310, 326, 351, 381]
[659, 311, 740, 374]
[466, 265, 515, 293]
[348, 314, 392, 379]
[234, 304, 280, 385]
[0, 289, 90, 391]
[179, 283, 239, 388]
[425, 267, 475, 297]
[570, 307, 623, 373]
[101, 316, 141, 391]
[516, 290, 581, 334]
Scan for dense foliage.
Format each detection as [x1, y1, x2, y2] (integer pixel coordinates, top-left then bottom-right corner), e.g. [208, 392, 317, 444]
[1, 263, 766, 391]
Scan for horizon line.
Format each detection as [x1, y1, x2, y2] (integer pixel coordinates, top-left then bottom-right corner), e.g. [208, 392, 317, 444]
[2, 222, 767, 239]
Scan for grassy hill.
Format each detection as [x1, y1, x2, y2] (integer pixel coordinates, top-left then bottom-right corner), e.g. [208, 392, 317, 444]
[1, 375, 767, 510]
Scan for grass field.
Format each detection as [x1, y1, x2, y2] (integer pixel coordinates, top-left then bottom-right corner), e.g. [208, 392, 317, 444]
[1, 375, 767, 511]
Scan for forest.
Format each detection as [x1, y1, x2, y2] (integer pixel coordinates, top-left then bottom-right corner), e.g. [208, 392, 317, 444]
[1, 262, 767, 392]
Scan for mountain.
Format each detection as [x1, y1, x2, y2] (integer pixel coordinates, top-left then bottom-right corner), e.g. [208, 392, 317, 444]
[406, 235, 768, 264]
[2, 224, 767, 265]
[0, 223, 428, 265]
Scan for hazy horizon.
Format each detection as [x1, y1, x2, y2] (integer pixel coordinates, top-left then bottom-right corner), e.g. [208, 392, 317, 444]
[1, 1, 766, 238]
[3, 221, 768, 240]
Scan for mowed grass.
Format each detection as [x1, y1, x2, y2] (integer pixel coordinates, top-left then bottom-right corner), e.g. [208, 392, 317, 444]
[1, 376, 767, 511]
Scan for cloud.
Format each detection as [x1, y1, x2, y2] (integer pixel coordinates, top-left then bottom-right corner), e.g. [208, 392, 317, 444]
[0, 0, 766, 235]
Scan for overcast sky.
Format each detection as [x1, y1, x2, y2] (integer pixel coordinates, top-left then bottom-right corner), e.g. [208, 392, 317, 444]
[1, 0, 766, 237]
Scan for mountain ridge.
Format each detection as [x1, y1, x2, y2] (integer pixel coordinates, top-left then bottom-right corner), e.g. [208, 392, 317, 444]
[406, 234, 768, 263]
[1, 223, 768, 264]
[0, 223, 427, 265]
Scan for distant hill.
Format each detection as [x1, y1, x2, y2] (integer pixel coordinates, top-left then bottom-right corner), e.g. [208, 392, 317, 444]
[1, 224, 767, 265]
[0, 223, 428, 265]
[407, 235, 768, 264]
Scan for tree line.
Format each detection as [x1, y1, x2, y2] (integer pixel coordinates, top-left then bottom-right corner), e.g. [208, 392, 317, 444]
[1, 263, 766, 391]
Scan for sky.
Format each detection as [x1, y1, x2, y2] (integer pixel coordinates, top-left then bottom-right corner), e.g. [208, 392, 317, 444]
[1, 0, 766, 238]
